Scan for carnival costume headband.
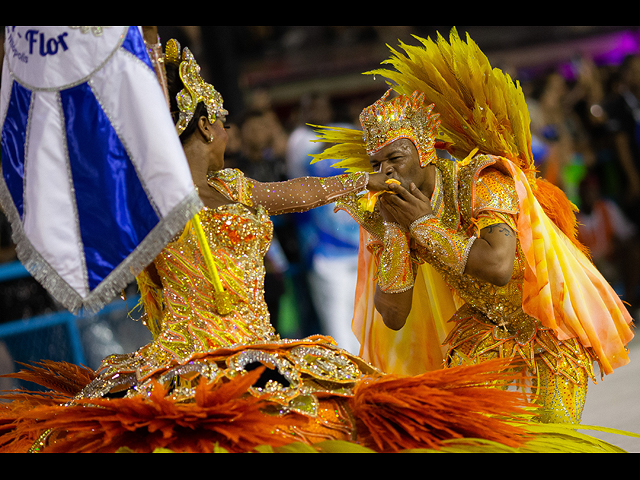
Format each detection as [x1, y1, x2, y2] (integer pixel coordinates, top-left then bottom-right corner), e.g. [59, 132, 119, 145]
[165, 39, 228, 136]
[360, 90, 440, 168]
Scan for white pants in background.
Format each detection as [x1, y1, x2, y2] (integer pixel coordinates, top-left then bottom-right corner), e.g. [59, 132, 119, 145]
[308, 255, 360, 356]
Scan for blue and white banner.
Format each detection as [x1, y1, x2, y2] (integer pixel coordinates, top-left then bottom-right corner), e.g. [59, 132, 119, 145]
[1, 26, 202, 313]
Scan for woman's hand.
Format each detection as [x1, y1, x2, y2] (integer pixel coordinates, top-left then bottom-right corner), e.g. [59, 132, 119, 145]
[378, 182, 433, 229]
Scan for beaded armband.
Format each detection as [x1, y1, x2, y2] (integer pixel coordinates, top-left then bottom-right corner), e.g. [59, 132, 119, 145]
[377, 222, 414, 293]
[409, 215, 476, 276]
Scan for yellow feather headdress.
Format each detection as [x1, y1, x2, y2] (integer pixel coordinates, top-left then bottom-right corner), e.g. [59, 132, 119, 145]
[367, 27, 534, 172]
[311, 27, 534, 177]
[311, 27, 587, 254]
[310, 89, 440, 172]
[360, 89, 440, 167]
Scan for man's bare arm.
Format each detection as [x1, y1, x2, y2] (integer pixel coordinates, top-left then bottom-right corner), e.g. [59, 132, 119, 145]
[464, 223, 516, 286]
[374, 285, 414, 331]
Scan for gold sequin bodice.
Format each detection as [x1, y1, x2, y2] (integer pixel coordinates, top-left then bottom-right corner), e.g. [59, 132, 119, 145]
[80, 196, 381, 424]
[155, 204, 278, 347]
[102, 204, 280, 382]
[90, 168, 376, 388]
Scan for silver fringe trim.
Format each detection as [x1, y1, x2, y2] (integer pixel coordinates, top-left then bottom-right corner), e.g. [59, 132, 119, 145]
[0, 180, 203, 315]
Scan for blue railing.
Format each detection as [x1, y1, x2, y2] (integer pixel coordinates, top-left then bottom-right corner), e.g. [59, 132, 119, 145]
[0, 260, 30, 282]
[0, 260, 138, 370]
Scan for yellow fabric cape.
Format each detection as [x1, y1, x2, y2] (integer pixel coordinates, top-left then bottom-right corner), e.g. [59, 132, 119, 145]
[502, 160, 634, 375]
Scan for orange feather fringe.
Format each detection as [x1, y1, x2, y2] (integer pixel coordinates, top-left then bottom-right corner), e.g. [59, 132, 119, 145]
[0, 367, 305, 453]
[1, 358, 539, 453]
[1, 360, 96, 400]
[349, 359, 536, 452]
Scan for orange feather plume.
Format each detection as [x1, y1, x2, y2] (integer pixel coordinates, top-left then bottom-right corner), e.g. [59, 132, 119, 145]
[349, 358, 536, 452]
[0, 367, 305, 453]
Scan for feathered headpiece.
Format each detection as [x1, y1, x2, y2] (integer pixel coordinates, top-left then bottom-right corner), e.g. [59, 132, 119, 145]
[366, 28, 534, 173]
[311, 89, 441, 173]
[311, 27, 587, 254]
[165, 39, 228, 136]
[312, 27, 534, 176]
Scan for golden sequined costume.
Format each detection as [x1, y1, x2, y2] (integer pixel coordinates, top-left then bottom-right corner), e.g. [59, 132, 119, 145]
[66, 169, 376, 402]
[337, 153, 634, 424]
[310, 29, 634, 425]
[95, 168, 371, 384]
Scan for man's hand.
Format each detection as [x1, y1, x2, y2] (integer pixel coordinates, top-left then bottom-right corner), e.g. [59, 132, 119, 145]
[378, 182, 433, 229]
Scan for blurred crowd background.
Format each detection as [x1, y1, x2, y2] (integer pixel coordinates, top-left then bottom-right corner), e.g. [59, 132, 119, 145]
[3, 26, 640, 385]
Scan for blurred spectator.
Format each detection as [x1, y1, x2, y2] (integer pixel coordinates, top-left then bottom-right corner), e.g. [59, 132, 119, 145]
[245, 89, 289, 162]
[233, 108, 288, 183]
[528, 70, 588, 202]
[286, 93, 333, 178]
[284, 93, 362, 355]
[603, 54, 640, 228]
[570, 60, 624, 203]
[231, 106, 290, 330]
[577, 172, 640, 311]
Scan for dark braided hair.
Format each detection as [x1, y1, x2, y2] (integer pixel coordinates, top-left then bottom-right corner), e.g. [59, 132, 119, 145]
[165, 59, 208, 144]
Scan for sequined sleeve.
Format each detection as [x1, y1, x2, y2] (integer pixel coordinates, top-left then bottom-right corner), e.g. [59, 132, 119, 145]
[467, 167, 519, 237]
[247, 172, 370, 215]
[458, 160, 519, 224]
[409, 215, 476, 276]
[208, 169, 369, 214]
[377, 221, 414, 293]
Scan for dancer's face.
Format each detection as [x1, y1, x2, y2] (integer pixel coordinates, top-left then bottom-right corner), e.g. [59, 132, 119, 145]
[368, 139, 428, 192]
